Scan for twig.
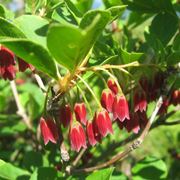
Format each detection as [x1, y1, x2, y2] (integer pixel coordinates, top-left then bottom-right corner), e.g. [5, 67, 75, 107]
[72, 148, 86, 167]
[33, 73, 46, 92]
[69, 96, 163, 173]
[88, 110, 179, 166]
[10, 80, 32, 130]
[160, 120, 180, 126]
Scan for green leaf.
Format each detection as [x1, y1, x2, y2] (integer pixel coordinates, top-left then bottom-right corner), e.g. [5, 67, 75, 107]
[173, 33, 180, 51]
[30, 167, 57, 180]
[25, 0, 46, 14]
[119, 48, 144, 64]
[47, 24, 85, 71]
[0, 38, 58, 79]
[0, 17, 25, 38]
[0, 159, 30, 180]
[14, 15, 49, 47]
[123, 0, 176, 14]
[103, 0, 123, 8]
[107, 5, 127, 21]
[132, 156, 167, 180]
[149, 12, 178, 45]
[52, 1, 78, 25]
[86, 167, 114, 180]
[23, 151, 43, 171]
[48, 10, 111, 71]
[0, 4, 6, 18]
[167, 51, 180, 65]
[65, 0, 83, 18]
[0, 4, 14, 19]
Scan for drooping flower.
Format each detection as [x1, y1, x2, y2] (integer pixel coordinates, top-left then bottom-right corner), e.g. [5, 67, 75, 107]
[59, 104, 72, 128]
[125, 113, 140, 134]
[93, 109, 113, 137]
[69, 121, 87, 152]
[0, 46, 16, 80]
[86, 121, 97, 146]
[133, 89, 147, 112]
[17, 57, 34, 72]
[138, 111, 148, 128]
[107, 78, 118, 95]
[40, 117, 59, 145]
[170, 90, 180, 106]
[101, 89, 114, 113]
[113, 94, 130, 122]
[74, 103, 87, 125]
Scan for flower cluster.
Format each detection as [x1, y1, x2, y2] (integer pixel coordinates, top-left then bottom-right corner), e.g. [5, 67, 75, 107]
[39, 70, 179, 153]
[0, 45, 33, 80]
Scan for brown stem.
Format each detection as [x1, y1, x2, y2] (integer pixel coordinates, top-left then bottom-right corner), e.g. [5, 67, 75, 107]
[10, 80, 32, 130]
[72, 148, 86, 167]
[33, 73, 46, 93]
[69, 96, 163, 174]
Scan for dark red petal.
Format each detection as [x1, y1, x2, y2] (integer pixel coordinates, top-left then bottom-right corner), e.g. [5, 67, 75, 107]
[74, 103, 87, 125]
[86, 122, 97, 146]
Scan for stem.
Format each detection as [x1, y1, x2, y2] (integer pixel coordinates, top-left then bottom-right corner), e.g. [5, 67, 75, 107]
[76, 75, 102, 109]
[70, 96, 163, 173]
[76, 83, 93, 117]
[94, 71, 107, 88]
[72, 148, 86, 167]
[10, 80, 32, 130]
[33, 73, 46, 93]
[79, 62, 162, 72]
[96, 67, 123, 94]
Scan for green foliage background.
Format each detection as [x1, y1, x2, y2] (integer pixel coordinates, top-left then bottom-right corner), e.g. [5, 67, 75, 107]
[0, 0, 179, 179]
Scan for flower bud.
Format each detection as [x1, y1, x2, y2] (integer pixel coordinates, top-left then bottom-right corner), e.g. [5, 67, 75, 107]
[40, 117, 59, 145]
[133, 90, 147, 112]
[69, 122, 87, 152]
[125, 113, 140, 134]
[170, 90, 180, 106]
[93, 109, 113, 137]
[86, 121, 97, 146]
[74, 103, 87, 125]
[17, 57, 34, 72]
[59, 104, 72, 128]
[107, 78, 118, 95]
[0, 46, 16, 80]
[113, 94, 130, 122]
[101, 89, 114, 113]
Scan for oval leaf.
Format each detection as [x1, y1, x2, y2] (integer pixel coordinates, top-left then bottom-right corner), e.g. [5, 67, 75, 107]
[0, 17, 25, 38]
[14, 15, 49, 47]
[0, 38, 58, 79]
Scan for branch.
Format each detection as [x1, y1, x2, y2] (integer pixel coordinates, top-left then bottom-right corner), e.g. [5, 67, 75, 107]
[10, 80, 32, 130]
[72, 149, 86, 167]
[69, 96, 163, 174]
[87, 110, 179, 167]
[32, 73, 46, 93]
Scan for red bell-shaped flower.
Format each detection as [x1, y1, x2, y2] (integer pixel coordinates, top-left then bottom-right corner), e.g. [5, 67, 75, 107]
[93, 109, 113, 137]
[40, 117, 59, 145]
[59, 104, 72, 128]
[125, 113, 140, 134]
[101, 89, 114, 113]
[133, 90, 147, 112]
[113, 94, 130, 122]
[69, 121, 87, 152]
[107, 78, 118, 95]
[74, 103, 87, 125]
[18, 57, 34, 72]
[0, 46, 16, 80]
[86, 121, 97, 146]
